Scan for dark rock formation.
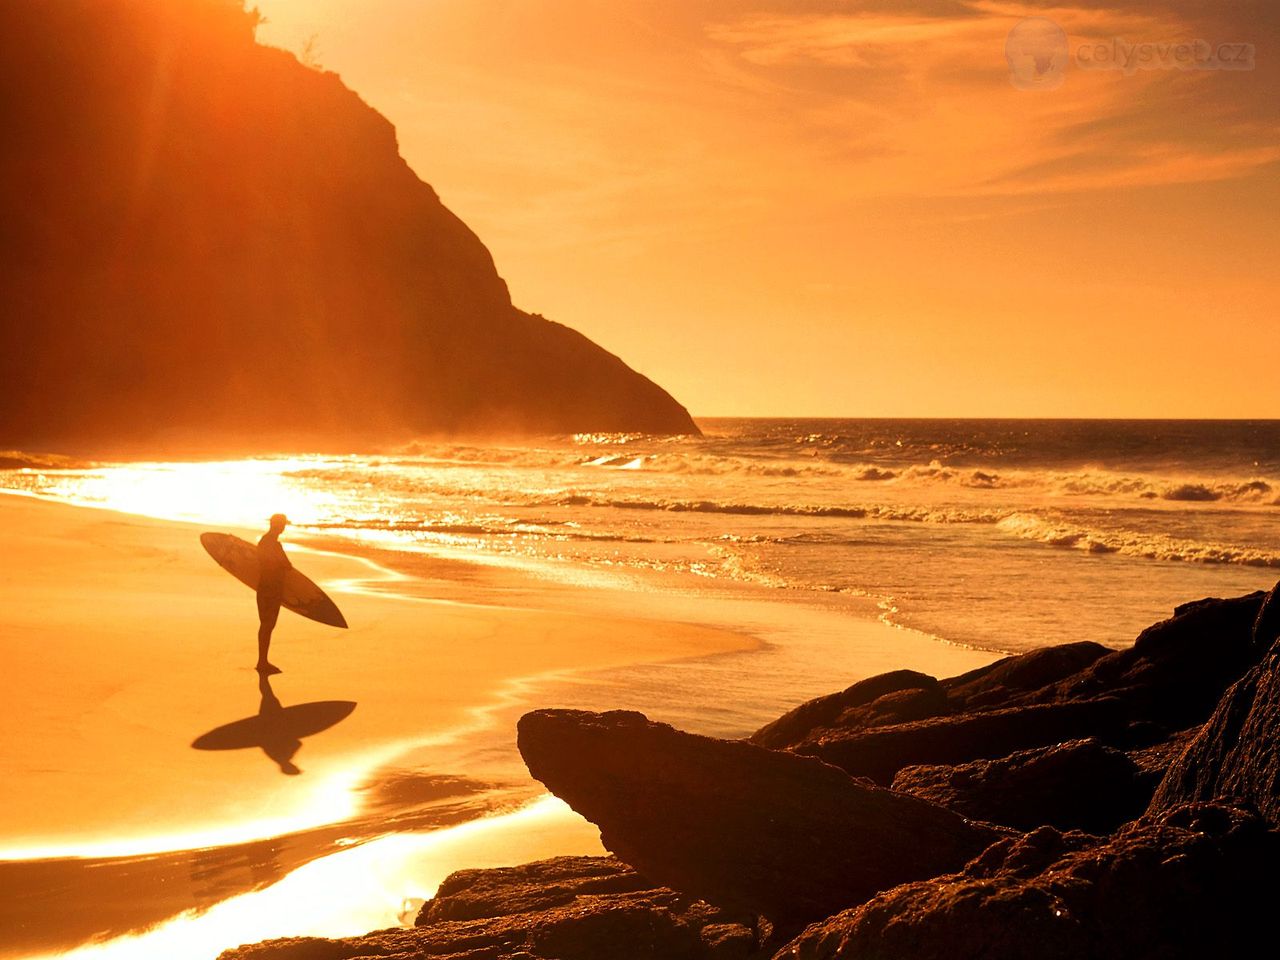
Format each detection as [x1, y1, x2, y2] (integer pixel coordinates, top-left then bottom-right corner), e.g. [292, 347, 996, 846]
[750, 670, 947, 750]
[418, 856, 660, 925]
[796, 697, 1128, 786]
[221, 591, 1280, 960]
[1251, 578, 1280, 654]
[940, 641, 1109, 709]
[1149, 636, 1280, 826]
[218, 856, 759, 960]
[758, 593, 1266, 785]
[0, 0, 696, 450]
[891, 738, 1153, 833]
[1038, 592, 1269, 727]
[517, 709, 1007, 930]
[776, 803, 1279, 960]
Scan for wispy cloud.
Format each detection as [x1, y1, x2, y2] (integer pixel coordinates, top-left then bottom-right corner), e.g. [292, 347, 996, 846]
[704, 1, 1278, 201]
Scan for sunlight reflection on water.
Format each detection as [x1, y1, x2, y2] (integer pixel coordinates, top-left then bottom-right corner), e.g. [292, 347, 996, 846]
[35, 797, 601, 960]
[11, 458, 346, 528]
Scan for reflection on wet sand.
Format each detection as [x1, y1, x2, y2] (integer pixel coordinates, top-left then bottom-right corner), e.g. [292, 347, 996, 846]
[192, 674, 357, 775]
[0, 672, 514, 959]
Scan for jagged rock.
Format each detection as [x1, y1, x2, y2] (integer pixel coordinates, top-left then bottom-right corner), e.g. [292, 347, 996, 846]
[0, 0, 696, 447]
[891, 738, 1152, 832]
[418, 856, 659, 924]
[750, 670, 947, 750]
[1251, 579, 1280, 654]
[775, 803, 1278, 960]
[1125, 724, 1202, 779]
[1028, 592, 1269, 727]
[1148, 637, 1280, 826]
[221, 595, 1279, 960]
[941, 641, 1109, 710]
[760, 593, 1266, 784]
[517, 709, 1007, 929]
[219, 857, 759, 960]
[798, 696, 1128, 785]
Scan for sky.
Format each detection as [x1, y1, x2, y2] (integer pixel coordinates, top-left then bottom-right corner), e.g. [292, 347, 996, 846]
[256, 0, 1278, 418]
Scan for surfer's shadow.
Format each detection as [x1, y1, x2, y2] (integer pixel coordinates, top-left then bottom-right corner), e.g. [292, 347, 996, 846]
[191, 674, 357, 775]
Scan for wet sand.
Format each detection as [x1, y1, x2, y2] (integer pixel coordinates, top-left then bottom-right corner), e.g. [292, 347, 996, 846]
[0, 494, 754, 855]
[0, 494, 758, 956]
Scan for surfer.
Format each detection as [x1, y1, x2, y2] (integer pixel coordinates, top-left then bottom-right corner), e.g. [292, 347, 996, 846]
[256, 513, 292, 675]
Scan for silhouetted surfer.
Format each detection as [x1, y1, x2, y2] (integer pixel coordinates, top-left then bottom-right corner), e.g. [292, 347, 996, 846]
[256, 513, 292, 675]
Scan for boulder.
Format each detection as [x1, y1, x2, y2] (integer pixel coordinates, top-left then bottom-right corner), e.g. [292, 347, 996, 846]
[517, 709, 1007, 929]
[750, 670, 945, 749]
[775, 803, 1278, 960]
[1029, 592, 1268, 728]
[759, 593, 1267, 785]
[891, 738, 1152, 833]
[1148, 638, 1280, 826]
[418, 856, 659, 924]
[797, 696, 1128, 785]
[219, 856, 759, 960]
[1251, 579, 1280, 654]
[940, 641, 1109, 709]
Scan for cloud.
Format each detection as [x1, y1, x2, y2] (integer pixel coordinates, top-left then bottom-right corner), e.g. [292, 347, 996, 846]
[703, 1, 1279, 202]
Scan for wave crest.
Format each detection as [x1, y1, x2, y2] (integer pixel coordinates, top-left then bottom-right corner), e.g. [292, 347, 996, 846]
[997, 512, 1280, 567]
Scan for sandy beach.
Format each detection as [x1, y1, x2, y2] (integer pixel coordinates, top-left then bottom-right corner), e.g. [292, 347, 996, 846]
[0, 488, 1002, 959]
[0, 493, 767, 956]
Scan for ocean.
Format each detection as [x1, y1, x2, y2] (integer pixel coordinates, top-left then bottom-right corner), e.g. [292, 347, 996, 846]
[6, 418, 1278, 665]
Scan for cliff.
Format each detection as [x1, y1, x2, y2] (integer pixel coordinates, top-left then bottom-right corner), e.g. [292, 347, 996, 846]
[0, 0, 697, 450]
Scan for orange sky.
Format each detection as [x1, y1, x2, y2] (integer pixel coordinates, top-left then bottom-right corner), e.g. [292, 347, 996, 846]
[256, 0, 1278, 418]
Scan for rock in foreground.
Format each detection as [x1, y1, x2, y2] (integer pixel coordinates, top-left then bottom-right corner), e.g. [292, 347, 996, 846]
[891, 738, 1154, 833]
[1149, 617, 1280, 825]
[223, 590, 1280, 960]
[517, 709, 1006, 929]
[777, 803, 1278, 960]
[756, 594, 1266, 794]
[219, 856, 759, 960]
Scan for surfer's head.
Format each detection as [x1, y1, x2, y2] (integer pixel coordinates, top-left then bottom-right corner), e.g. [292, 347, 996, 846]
[268, 513, 289, 533]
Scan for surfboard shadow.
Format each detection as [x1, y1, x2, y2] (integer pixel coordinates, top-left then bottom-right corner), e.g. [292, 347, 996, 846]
[191, 674, 356, 775]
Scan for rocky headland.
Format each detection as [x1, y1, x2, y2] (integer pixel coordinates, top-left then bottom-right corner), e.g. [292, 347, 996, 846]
[221, 584, 1280, 959]
[0, 0, 696, 450]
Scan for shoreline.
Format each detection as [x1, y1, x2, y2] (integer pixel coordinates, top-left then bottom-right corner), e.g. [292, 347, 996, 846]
[0, 493, 757, 857]
[0, 490, 997, 959]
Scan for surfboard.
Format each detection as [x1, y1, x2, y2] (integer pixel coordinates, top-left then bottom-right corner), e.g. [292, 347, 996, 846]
[200, 532, 349, 628]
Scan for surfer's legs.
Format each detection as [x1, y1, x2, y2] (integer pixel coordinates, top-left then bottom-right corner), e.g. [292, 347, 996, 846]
[256, 591, 282, 674]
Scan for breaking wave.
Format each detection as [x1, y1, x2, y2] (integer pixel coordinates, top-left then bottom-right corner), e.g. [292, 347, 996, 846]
[543, 494, 1006, 525]
[996, 513, 1280, 568]
[370, 439, 1280, 508]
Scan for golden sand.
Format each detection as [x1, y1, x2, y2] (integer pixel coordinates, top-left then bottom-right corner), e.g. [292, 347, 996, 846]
[0, 493, 753, 857]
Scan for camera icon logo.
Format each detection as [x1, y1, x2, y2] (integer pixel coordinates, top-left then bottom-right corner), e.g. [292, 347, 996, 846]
[1005, 17, 1070, 90]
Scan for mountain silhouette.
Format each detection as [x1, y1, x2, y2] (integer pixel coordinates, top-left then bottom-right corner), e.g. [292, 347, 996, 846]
[0, 0, 696, 450]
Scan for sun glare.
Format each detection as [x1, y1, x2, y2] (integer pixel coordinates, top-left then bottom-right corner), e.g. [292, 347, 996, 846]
[16, 459, 344, 529]
[35, 796, 602, 960]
